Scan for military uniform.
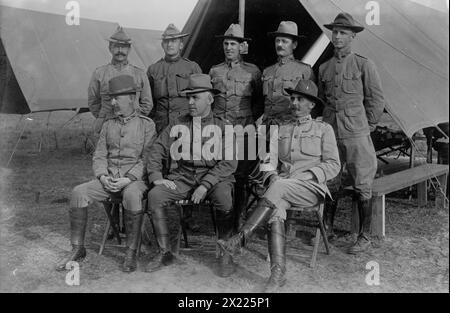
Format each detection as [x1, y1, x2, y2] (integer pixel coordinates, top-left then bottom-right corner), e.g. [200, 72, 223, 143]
[147, 56, 202, 133]
[88, 62, 153, 129]
[262, 55, 315, 124]
[262, 115, 340, 222]
[209, 60, 262, 126]
[318, 49, 385, 200]
[71, 111, 156, 209]
[147, 112, 237, 210]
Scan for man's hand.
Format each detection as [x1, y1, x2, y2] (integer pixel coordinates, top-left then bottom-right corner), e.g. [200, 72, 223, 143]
[154, 179, 177, 190]
[109, 177, 132, 192]
[100, 175, 116, 192]
[191, 185, 208, 204]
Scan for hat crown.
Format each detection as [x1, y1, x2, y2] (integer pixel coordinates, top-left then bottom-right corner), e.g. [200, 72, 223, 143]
[223, 24, 245, 38]
[109, 26, 132, 44]
[275, 21, 298, 37]
[108, 75, 138, 95]
[324, 12, 364, 32]
[162, 23, 189, 39]
[293, 80, 319, 98]
[186, 73, 214, 91]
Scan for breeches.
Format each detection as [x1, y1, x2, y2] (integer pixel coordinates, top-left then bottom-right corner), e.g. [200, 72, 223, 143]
[70, 179, 148, 211]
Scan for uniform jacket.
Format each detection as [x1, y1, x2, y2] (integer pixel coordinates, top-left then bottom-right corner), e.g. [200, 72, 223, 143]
[147, 56, 202, 122]
[147, 111, 238, 190]
[209, 60, 262, 125]
[263, 116, 340, 197]
[262, 55, 315, 122]
[93, 111, 156, 181]
[88, 61, 153, 119]
[318, 50, 385, 139]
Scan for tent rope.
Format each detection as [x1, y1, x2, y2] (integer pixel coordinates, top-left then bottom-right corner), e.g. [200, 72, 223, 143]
[6, 115, 30, 168]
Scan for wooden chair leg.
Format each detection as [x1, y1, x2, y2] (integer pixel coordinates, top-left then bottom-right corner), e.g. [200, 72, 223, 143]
[310, 228, 321, 268]
[316, 210, 330, 255]
[99, 219, 111, 255]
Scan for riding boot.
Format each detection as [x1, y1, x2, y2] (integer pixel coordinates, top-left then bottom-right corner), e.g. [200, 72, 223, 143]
[121, 210, 143, 273]
[217, 197, 276, 255]
[216, 210, 236, 277]
[348, 198, 372, 254]
[55, 207, 88, 271]
[264, 220, 286, 293]
[145, 206, 175, 273]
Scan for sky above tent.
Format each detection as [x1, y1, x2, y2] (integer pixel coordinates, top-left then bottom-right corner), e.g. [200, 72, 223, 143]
[0, 0, 198, 30]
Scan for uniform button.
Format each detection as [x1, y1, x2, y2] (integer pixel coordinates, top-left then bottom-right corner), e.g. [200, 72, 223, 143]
[294, 135, 298, 139]
[291, 149, 294, 152]
[335, 84, 338, 87]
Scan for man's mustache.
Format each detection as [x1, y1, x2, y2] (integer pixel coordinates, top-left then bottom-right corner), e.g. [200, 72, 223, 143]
[114, 53, 127, 56]
[276, 47, 284, 51]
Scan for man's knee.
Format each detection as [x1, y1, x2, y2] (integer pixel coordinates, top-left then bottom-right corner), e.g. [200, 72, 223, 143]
[70, 184, 88, 208]
[209, 183, 233, 213]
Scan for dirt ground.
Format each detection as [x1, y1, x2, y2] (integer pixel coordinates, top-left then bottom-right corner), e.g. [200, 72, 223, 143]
[0, 112, 448, 293]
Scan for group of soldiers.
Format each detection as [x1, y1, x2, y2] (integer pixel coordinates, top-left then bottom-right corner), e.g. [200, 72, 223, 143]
[56, 12, 385, 292]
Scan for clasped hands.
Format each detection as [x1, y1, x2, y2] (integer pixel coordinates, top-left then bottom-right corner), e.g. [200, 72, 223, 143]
[100, 175, 131, 193]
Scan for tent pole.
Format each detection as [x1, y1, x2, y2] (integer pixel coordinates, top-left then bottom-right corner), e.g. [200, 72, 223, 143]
[239, 0, 245, 34]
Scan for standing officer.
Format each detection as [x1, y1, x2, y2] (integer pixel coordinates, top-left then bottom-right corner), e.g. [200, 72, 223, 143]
[261, 21, 315, 125]
[56, 75, 156, 273]
[209, 24, 262, 229]
[218, 80, 340, 292]
[88, 26, 153, 133]
[145, 74, 238, 277]
[318, 13, 386, 254]
[147, 24, 202, 134]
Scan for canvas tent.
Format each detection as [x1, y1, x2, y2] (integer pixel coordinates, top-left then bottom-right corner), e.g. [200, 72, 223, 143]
[182, 0, 449, 138]
[0, 5, 163, 114]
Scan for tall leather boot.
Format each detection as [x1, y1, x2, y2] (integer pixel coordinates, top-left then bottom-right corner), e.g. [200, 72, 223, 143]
[216, 210, 236, 277]
[55, 207, 88, 271]
[121, 210, 143, 273]
[264, 220, 286, 293]
[217, 197, 276, 255]
[348, 198, 372, 254]
[144, 205, 175, 273]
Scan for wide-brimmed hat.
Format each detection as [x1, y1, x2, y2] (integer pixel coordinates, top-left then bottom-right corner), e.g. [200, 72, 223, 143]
[161, 23, 189, 40]
[215, 24, 251, 42]
[324, 12, 364, 33]
[268, 21, 306, 40]
[107, 26, 132, 45]
[284, 80, 324, 108]
[107, 75, 141, 96]
[181, 74, 220, 96]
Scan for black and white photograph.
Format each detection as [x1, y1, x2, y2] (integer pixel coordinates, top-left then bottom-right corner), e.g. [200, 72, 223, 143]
[0, 0, 448, 296]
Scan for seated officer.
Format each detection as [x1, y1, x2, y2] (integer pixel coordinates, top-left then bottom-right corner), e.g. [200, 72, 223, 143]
[56, 75, 156, 273]
[145, 73, 238, 277]
[218, 80, 341, 292]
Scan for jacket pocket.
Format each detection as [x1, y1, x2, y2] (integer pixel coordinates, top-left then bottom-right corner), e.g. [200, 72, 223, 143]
[234, 74, 252, 96]
[153, 76, 167, 98]
[342, 71, 362, 94]
[211, 76, 226, 93]
[344, 105, 368, 132]
[300, 133, 322, 156]
[262, 75, 273, 96]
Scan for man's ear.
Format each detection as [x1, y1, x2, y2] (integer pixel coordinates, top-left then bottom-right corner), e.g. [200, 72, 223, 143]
[179, 41, 184, 51]
[207, 92, 214, 104]
[292, 40, 298, 50]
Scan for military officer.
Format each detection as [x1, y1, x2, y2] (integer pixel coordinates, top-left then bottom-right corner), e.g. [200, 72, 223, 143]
[218, 80, 340, 292]
[318, 13, 386, 254]
[261, 21, 315, 125]
[145, 74, 238, 277]
[88, 26, 153, 133]
[147, 24, 202, 134]
[57, 75, 156, 273]
[209, 24, 262, 230]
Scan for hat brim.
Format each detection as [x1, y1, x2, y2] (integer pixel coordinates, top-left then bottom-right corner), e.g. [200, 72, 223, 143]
[108, 88, 141, 96]
[323, 23, 364, 33]
[268, 31, 306, 40]
[215, 35, 252, 42]
[106, 38, 132, 45]
[284, 88, 324, 108]
[161, 33, 190, 40]
[180, 88, 221, 96]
